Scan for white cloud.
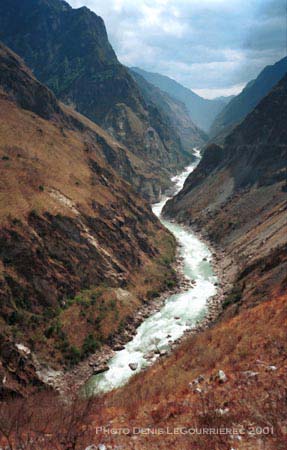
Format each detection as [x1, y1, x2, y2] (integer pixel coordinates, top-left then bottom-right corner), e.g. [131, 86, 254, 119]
[194, 83, 246, 99]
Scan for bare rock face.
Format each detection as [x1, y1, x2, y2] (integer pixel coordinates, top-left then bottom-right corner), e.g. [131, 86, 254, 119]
[0, 337, 45, 398]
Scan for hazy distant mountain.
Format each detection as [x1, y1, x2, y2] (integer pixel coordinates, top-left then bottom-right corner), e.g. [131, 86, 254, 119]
[131, 67, 228, 133]
[210, 56, 287, 139]
[214, 95, 235, 104]
[130, 69, 208, 153]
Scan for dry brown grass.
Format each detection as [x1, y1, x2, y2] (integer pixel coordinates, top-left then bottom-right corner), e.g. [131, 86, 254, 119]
[0, 93, 106, 222]
[1, 295, 286, 449]
[82, 292, 287, 449]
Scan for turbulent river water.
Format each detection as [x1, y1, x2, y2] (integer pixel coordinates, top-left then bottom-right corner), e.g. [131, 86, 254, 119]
[86, 151, 217, 395]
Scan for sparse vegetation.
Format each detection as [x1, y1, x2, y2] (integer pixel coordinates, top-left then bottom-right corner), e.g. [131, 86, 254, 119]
[82, 334, 100, 356]
[222, 284, 243, 309]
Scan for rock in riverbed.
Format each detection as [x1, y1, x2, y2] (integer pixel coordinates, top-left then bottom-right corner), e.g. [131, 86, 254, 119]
[129, 363, 138, 371]
[143, 351, 155, 360]
[114, 344, 125, 351]
[93, 365, 109, 375]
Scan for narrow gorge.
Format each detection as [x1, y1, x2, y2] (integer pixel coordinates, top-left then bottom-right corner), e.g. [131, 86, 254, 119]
[86, 153, 218, 395]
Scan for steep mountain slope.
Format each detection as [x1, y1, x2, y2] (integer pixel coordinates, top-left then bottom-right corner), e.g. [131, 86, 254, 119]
[210, 56, 287, 140]
[0, 0, 191, 201]
[130, 69, 207, 153]
[131, 67, 228, 133]
[0, 43, 177, 397]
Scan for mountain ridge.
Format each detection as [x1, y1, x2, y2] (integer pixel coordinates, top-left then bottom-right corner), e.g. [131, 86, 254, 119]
[131, 66, 229, 132]
[210, 56, 287, 140]
[129, 68, 207, 152]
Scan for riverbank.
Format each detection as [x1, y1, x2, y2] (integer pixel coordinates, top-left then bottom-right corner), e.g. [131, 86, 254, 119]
[36, 247, 192, 396]
[57, 231, 236, 397]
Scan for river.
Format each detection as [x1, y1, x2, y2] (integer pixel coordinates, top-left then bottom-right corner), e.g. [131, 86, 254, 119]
[86, 150, 217, 395]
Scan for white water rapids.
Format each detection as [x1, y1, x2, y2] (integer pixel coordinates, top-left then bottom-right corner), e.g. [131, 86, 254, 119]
[86, 150, 217, 395]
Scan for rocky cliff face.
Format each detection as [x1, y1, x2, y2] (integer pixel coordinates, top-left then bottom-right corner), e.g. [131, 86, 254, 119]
[164, 74, 287, 311]
[130, 69, 207, 153]
[0, 44, 177, 396]
[210, 56, 287, 141]
[0, 0, 192, 200]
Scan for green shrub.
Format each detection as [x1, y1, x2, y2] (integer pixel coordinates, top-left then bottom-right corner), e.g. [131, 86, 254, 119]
[44, 325, 55, 338]
[109, 299, 117, 310]
[65, 345, 81, 365]
[222, 285, 243, 309]
[82, 334, 100, 356]
[147, 289, 159, 299]
[7, 311, 23, 325]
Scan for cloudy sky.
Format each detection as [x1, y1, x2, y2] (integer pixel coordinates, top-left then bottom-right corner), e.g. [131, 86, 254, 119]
[69, 0, 286, 98]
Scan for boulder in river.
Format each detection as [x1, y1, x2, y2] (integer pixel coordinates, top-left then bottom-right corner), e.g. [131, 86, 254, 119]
[93, 365, 109, 375]
[143, 351, 155, 360]
[114, 344, 125, 351]
[129, 363, 138, 371]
